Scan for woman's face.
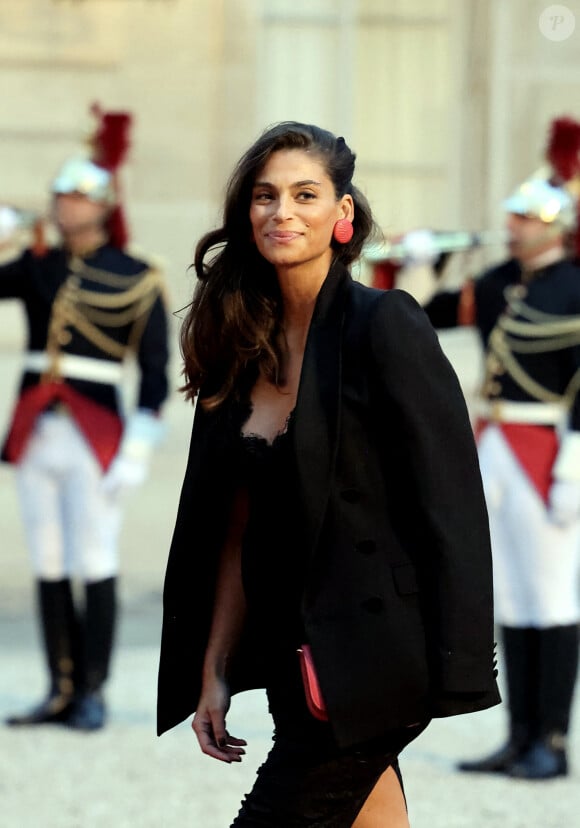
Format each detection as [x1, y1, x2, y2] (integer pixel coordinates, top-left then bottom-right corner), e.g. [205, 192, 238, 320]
[249, 149, 353, 273]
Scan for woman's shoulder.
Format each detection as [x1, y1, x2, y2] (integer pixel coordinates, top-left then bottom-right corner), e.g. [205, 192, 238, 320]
[351, 279, 421, 306]
[343, 285, 434, 370]
[346, 283, 442, 375]
[349, 282, 427, 331]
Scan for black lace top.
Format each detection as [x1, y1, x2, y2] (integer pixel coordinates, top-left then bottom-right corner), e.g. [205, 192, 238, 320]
[237, 406, 307, 662]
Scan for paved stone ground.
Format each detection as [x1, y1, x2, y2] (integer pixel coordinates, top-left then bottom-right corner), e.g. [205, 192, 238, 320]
[1, 329, 579, 828]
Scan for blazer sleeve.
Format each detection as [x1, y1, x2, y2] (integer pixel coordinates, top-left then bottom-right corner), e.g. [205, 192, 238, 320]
[368, 288, 497, 698]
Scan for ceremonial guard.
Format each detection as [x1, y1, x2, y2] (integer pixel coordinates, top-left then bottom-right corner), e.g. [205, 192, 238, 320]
[388, 117, 580, 779]
[1, 106, 170, 730]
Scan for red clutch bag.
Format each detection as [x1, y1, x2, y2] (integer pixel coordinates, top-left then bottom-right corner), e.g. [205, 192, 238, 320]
[297, 644, 329, 721]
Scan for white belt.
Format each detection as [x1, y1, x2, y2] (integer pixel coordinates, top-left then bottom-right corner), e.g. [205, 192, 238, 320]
[24, 352, 124, 385]
[475, 399, 567, 426]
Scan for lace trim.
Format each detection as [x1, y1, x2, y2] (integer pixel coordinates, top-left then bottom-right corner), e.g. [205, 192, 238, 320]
[240, 405, 295, 447]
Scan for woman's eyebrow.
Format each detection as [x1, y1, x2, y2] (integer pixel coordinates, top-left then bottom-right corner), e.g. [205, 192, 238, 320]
[253, 179, 322, 188]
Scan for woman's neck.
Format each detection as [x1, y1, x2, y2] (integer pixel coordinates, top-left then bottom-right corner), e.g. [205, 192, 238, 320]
[276, 259, 331, 340]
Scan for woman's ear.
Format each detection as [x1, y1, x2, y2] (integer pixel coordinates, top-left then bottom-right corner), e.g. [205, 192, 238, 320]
[339, 194, 355, 222]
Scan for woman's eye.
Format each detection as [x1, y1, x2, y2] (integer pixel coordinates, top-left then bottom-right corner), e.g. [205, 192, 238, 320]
[254, 191, 274, 201]
[297, 191, 316, 200]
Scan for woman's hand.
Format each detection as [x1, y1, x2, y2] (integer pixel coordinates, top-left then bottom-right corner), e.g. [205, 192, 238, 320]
[193, 489, 249, 763]
[192, 677, 247, 763]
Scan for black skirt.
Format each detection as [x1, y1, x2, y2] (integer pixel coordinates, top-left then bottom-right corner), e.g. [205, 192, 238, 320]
[230, 654, 423, 828]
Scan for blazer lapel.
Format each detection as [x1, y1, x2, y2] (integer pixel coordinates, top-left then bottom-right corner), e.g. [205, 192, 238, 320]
[294, 260, 351, 555]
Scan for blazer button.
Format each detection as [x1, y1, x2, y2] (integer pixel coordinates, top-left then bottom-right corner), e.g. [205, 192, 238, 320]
[341, 488, 360, 503]
[361, 596, 383, 614]
[355, 539, 376, 555]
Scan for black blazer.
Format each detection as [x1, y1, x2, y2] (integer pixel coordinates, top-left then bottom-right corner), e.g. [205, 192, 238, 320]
[157, 261, 500, 748]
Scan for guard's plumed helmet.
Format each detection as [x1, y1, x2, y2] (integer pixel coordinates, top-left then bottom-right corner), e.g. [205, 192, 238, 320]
[503, 177, 576, 230]
[51, 156, 116, 205]
[51, 103, 133, 248]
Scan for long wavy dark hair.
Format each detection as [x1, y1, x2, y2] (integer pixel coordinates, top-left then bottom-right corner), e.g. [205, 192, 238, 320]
[180, 121, 377, 408]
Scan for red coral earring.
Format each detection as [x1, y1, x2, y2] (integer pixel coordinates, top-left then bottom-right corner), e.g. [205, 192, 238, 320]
[333, 218, 353, 244]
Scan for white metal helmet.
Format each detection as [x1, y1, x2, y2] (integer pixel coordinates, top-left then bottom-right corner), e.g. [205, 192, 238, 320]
[51, 156, 115, 205]
[503, 177, 576, 230]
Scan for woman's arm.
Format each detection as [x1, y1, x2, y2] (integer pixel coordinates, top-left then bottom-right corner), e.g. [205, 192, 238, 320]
[191, 486, 250, 763]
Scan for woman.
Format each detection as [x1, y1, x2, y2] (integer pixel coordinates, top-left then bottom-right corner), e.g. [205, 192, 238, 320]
[157, 122, 500, 826]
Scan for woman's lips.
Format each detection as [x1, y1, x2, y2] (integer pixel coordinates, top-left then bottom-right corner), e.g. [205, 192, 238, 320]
[267, 231, 302, 243]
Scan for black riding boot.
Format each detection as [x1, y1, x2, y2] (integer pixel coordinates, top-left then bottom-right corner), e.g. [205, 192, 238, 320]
[458, 626, 537, 773]
[510, 624, 578, 779]
[67, 577, 117, 731]
[6, 579, 80, 726]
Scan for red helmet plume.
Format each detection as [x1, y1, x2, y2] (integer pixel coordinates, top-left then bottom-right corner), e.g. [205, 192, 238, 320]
[545, 115, 580, 258]
[89, 102, 134, 249]
[546, 116, 580, 183]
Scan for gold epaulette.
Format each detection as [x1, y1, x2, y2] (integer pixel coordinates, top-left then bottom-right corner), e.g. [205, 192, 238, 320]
[483, 292, 580, 405]
[46, 258, 166, 361]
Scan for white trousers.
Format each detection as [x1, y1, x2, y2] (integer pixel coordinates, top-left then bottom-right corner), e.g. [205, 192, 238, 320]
[15, 412, 122, 581]
[478, 424, 580, 627]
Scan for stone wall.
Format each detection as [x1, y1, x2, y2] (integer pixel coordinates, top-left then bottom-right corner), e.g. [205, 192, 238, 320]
[1, 0, 579, 346]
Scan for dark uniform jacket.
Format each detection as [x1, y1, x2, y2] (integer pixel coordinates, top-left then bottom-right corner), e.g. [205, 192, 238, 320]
[157, 261, 500, 748]
[0, 244, 169, 467]
[426, 258, 580, 430]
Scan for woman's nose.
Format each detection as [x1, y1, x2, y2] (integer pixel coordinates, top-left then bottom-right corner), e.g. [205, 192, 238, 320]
[272, 193, 292, 221]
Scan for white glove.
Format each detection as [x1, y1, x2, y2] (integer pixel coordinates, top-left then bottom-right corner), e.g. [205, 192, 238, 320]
[101, 409, 166, 498]
[548, 480, 580, 527]
[101, 453, 149, 498]
[393, 230, 440, 306]
[0, 206, 21, 245]
[402, 229, 439, 265]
